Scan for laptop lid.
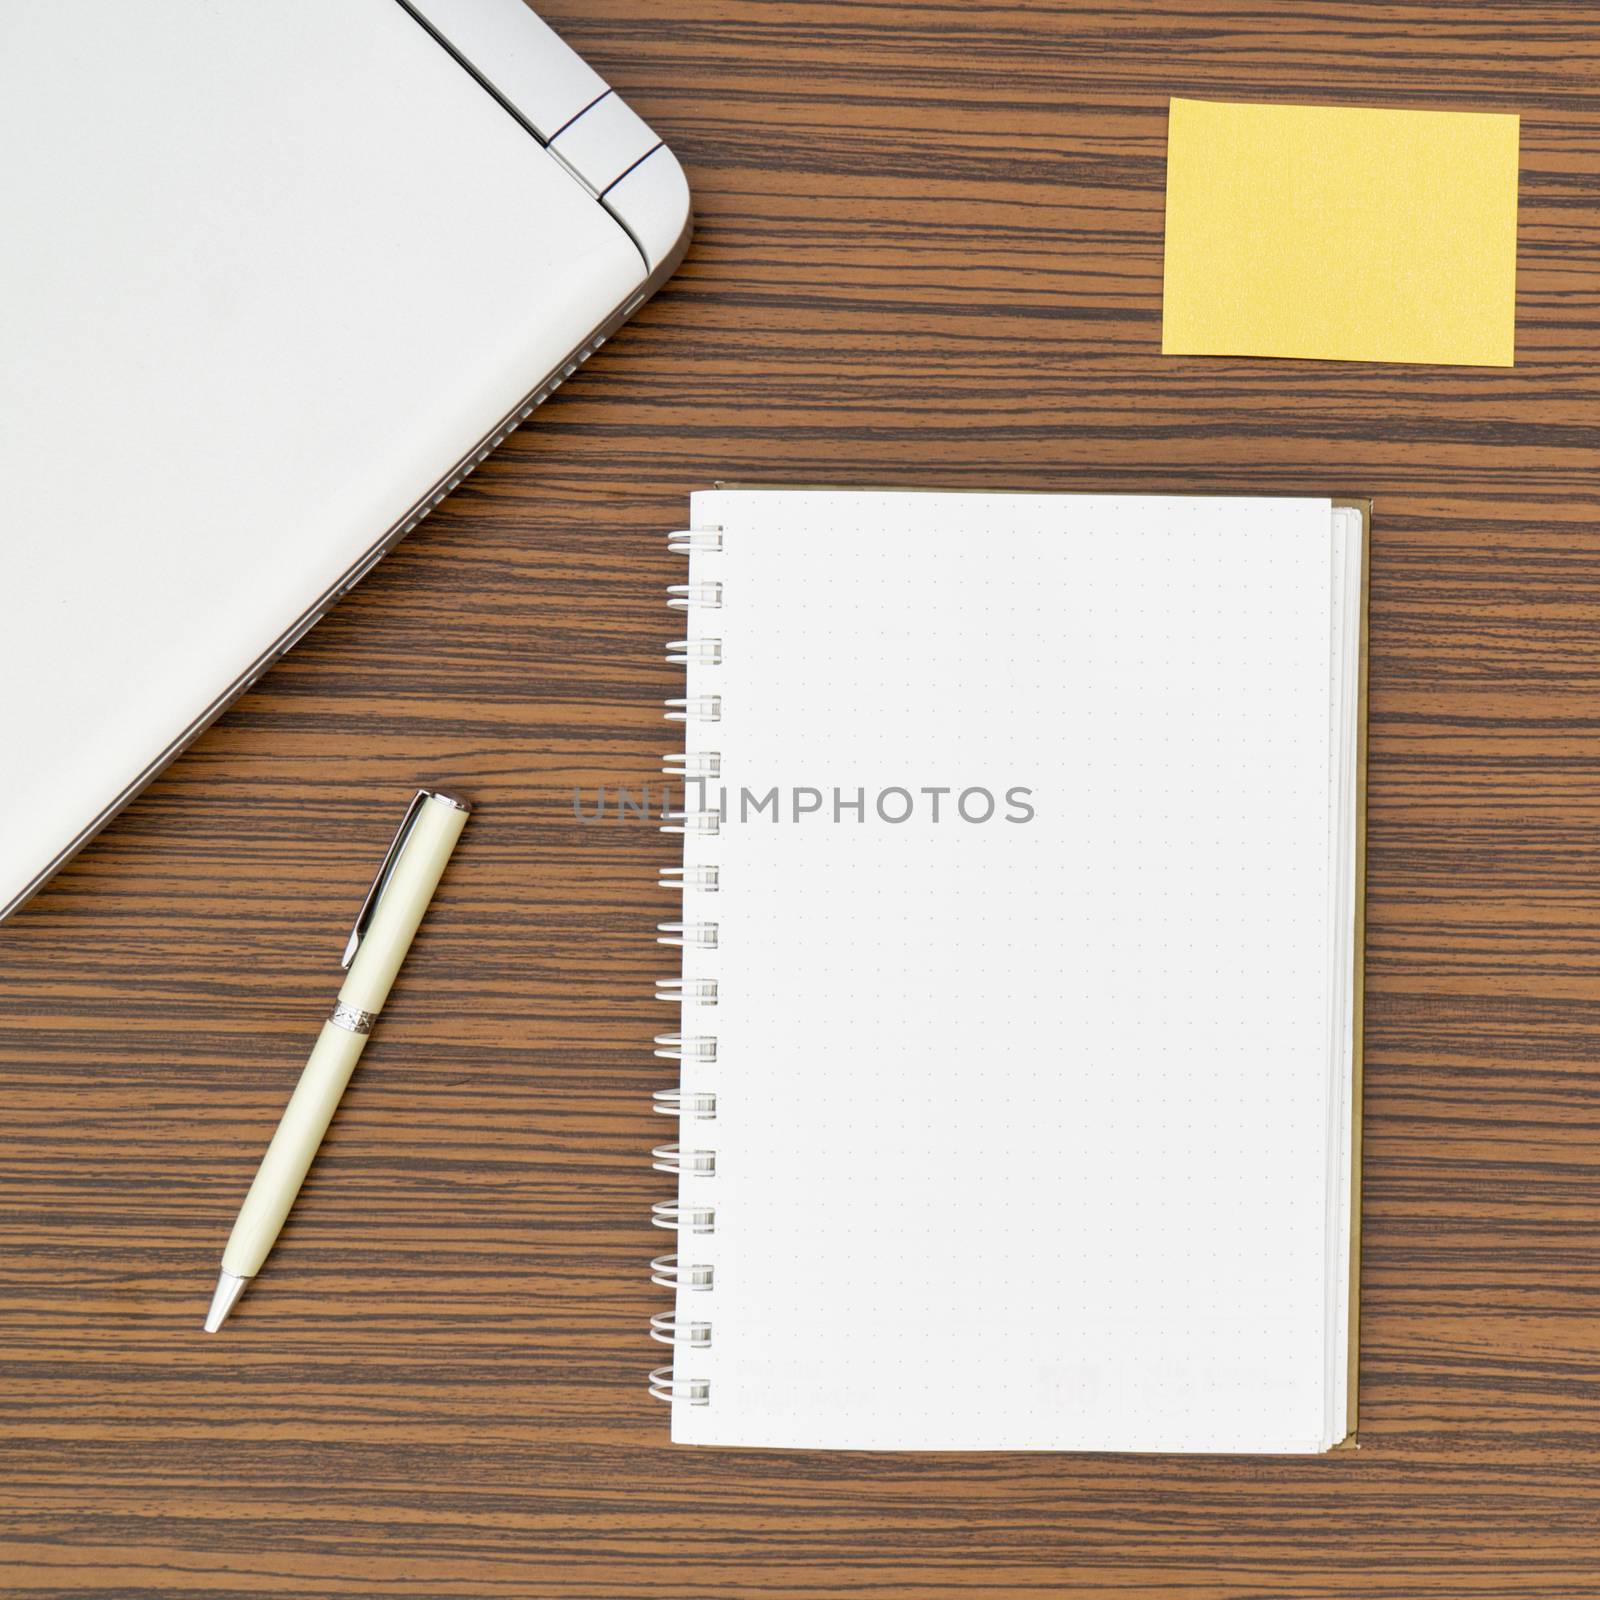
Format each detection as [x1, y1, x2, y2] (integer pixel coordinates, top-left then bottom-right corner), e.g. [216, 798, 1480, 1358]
[0, 0, 688, 921]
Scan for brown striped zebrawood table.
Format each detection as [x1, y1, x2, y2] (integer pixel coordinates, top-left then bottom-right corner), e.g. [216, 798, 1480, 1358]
[4, 2, 1600, 1596]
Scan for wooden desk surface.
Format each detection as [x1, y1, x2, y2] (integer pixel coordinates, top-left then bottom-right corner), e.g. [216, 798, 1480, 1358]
[5, 3, 1600, 1596]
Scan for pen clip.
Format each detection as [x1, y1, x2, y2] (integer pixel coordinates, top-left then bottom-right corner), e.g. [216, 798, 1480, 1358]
[341, 790, 431, 969]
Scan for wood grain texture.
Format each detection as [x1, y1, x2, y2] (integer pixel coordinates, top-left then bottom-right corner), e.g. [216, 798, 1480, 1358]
[4, 1, 1600, 1595]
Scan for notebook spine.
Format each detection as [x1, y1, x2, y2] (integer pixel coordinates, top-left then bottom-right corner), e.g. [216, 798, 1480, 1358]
[650, 524, 724, 1411]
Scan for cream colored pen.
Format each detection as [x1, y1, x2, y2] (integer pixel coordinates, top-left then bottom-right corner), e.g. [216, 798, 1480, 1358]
[203, 789, 471, 1332]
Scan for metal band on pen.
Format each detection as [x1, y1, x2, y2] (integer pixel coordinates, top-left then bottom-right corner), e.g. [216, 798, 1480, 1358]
[329, 1002, 376, 1035]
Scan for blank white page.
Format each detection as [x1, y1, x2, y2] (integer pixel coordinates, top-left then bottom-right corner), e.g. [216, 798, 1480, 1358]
[664, 489, 1347, 1451]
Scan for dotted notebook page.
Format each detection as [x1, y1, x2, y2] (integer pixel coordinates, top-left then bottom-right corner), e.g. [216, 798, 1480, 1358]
[669, 490, 1343, 1451]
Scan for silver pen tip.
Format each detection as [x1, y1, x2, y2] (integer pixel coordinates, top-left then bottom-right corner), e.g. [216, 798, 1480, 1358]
[203, 1270, 250, 1333]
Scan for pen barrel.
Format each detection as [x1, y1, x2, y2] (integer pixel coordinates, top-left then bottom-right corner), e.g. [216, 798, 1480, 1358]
[221, 1021, 369, 1279]
[339, 797, 469, 1015]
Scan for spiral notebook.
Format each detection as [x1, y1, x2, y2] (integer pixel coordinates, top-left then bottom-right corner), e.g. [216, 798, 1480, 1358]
[650, 488, 1367, 1453]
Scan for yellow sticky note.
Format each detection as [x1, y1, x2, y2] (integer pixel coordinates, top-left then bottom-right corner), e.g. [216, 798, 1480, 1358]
[1162, 97, 1519, 366]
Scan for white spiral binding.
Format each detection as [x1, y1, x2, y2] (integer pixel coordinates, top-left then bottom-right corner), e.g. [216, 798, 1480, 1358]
[654, 1033, 717, 1063]
[651, 525, 724, 1409]
[651, 1313, 712, 1348]
[649, 1367, 710, 1405]
[655, 976, 718, 1006]
[664, 695, 721, 723]
[651, 1254, 715, 1290]
[659, 810, 721, 837]
[667, 527, 723, 555]
[653, 1088, 717, 1119]
[663, 751, 722, 779]
[660, 864, 720, 893]
[666, 638, 722, 667]
[651, 1201, 715, 1233]
[667, 581, 723, 610]
[652, 1143, 716, 1177]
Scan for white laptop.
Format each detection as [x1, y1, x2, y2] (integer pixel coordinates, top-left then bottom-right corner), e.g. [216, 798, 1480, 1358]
[0, 0, 691, 922]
